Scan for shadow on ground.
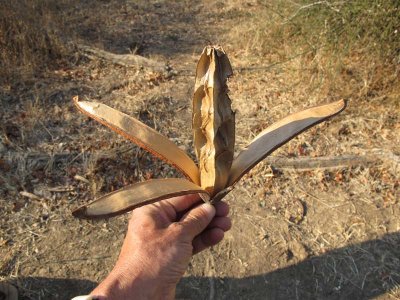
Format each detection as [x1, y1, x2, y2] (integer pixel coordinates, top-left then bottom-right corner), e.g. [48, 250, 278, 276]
[63, 0, 221, 57]
[10, 232, 400, 299]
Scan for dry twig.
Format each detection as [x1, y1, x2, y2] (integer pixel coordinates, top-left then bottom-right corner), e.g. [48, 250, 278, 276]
[76, 44, 167, 73]
[284, 1, 342, 23]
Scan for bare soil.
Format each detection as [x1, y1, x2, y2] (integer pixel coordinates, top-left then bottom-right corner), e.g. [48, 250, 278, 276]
[1, 1, 399, 299]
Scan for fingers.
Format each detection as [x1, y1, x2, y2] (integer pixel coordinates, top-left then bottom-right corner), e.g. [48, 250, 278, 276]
[208, 216, 231, 232]
[160, 195, 229, 215]
[179, 203, 216, 238]
[161, 193, 202, 214]
[192, 203, 231, 254]
[192, 228, 224, 254]
[177, 201, 231, 251]
[192, 216, 231, 254]
[214, 201, 229, 217]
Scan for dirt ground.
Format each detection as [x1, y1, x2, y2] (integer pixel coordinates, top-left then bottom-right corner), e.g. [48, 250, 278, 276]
[1, 1, 399, 299]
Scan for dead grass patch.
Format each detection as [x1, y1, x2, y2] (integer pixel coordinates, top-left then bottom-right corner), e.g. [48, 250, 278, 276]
[0, 0, 72, 83]
[228, 0, 400, 103]
[1, 1, 399, 299]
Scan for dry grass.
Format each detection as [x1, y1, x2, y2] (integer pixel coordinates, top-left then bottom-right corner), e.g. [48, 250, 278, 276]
[0, 0, 72, 83]
[228, 0, 400, 103]
[0, 0, 399, 299]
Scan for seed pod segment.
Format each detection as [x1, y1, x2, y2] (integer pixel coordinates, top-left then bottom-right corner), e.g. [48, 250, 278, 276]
[192, 46, 235, 196]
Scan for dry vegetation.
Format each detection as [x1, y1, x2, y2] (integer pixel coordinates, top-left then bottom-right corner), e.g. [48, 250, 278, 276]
[1, 0, 399, 299]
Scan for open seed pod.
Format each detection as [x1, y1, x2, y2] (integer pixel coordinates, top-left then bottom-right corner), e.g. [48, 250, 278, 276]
[72, 45, 346, 219]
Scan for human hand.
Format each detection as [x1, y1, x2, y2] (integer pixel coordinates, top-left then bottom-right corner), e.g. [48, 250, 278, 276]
[90, 194, 231, 299]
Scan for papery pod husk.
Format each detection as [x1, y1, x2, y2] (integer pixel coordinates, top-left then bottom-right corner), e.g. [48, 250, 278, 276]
[72, 178, 208, 219]
[74, 97, 200, 185]
[192, 46, 235, 196]
[228, 99, 347, 186]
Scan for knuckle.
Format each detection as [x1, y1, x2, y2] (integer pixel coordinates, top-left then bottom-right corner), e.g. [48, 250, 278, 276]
[186, 213, 206, 232]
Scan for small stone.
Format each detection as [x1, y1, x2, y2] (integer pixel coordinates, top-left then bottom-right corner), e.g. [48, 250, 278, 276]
[285, 198, 305, 224]
[178, 144, 187, 151]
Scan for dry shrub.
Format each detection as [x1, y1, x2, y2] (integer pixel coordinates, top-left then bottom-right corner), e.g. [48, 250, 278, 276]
[0, 0, 70, 83]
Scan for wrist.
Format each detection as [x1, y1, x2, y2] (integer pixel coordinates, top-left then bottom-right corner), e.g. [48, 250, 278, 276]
[91, 262, 176, 300]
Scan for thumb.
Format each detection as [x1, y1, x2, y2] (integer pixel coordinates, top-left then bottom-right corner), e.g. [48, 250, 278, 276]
[179, 203, 215, 239]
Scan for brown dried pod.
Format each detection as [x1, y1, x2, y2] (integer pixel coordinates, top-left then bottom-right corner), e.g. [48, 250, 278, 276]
[192, 46, 235, 196]
[72, 45, 346, 219]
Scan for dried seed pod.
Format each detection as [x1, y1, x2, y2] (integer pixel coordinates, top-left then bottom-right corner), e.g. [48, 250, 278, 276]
[74, 97, 200, 185]
[72, 45, 346, 219]
[192, 46, 235, 196]
[228, 99, 346, 186]
[73, 178, 207, 219]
